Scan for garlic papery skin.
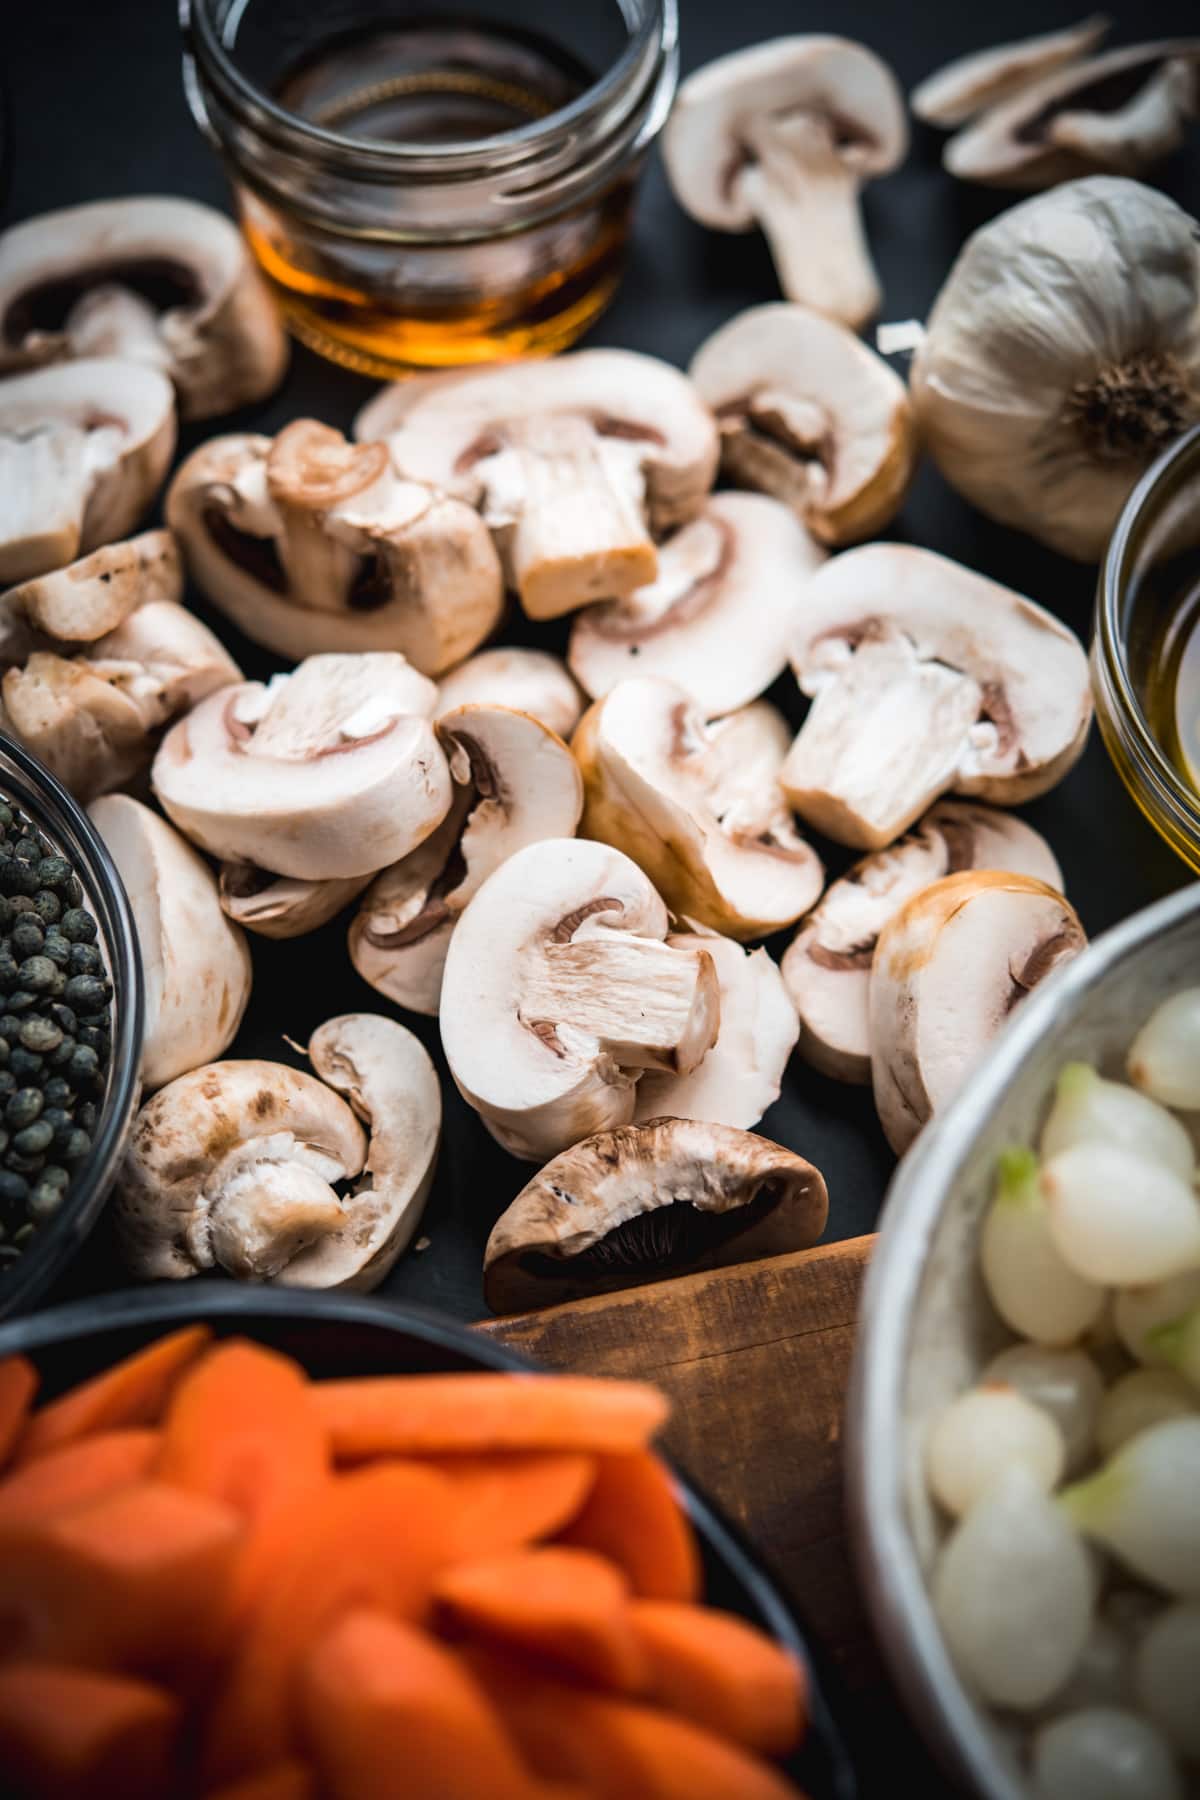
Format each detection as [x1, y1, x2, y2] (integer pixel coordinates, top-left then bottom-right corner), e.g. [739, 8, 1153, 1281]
[1039, 1062, 1195, 1182]
[982, 1343, 1104, 1473]
[910, 177, 1200, 562]
[1129, 989, 1200, 1111]
[1059, 1418, 1200, 1598]
[926, 1383, 1065, 1517]
[982, 1146, 1106, 1345]
[1133, 1602, 1200, 1761]
[1031, 1707, 1184, 1800]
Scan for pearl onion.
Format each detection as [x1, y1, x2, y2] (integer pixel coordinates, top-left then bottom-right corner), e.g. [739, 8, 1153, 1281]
[1129, 990, 1200, 1111]
[1032, 1707, 1183, 1800]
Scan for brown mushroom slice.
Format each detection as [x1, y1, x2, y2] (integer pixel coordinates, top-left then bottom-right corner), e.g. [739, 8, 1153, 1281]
[351, 703, 584, 1015]
[166, 424, 504, 677]
[437, 648, 585, 742]
[88, 794, 251, 1090]
[568, 492, 824, 718]
[575, 678, 823, 941]
[483, 1119, 828, 1313]
[0, 528, 180, 643]
[276, 1014, 441, 1292]
[945, 41, 1200, 189]
[219, 864, 372, 941]
[911, 16, 1111, 128]
[355, 350, 719, 620]
[634, 933, 799, 1130]
[152, 651, 452, 881]
[0, 358, 176, 584]
[0, 196, 288, 418]
[782, 545, 1092, 851]
[871, 871, 1086, 1154]
[439, 837, 720, 1162]
[115, 1060, 368, 1281]
[688, 305, 917, 548]
[782, 800, 1063, 1084]
[662, 37, 908, 329]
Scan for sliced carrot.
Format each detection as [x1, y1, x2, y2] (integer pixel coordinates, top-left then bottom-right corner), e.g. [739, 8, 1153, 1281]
[0, 1430, 159, 1529]
[0, 1660, 179, 1799]
[205, 1762, 317, 1800]
[0, 1355, 37, 1467]
[631, 1601, 805, 1756]
[436, 1546, 645, 1690]
[557, 1451, 700, 1602]
[0, 1480, 241, 1672]
[424, 1451, 596, 1552]
[204, 1462, 461, 1781]
[315, 1374, 669, 1460]
[299, 1608, 542, 1800]
[17, 1326, 212, 1464]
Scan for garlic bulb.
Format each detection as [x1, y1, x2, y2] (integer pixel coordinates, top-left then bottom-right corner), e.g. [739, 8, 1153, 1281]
[910, 177, 1200, 561]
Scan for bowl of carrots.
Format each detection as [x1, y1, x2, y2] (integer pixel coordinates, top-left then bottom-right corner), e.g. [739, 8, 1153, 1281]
[0, 1285, 855, 1800]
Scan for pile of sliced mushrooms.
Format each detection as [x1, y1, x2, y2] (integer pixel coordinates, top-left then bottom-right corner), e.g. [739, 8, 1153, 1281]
[0, 22, 1196, 1310]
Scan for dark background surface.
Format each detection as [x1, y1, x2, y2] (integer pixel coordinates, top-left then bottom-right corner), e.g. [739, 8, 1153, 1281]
[3, 0, 1198, 1325]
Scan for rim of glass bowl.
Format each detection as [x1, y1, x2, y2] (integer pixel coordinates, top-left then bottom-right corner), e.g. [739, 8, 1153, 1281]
[182, 0, 679, 179]
[1097, 421, 1200, 864]
[0, 734, 143, 1318]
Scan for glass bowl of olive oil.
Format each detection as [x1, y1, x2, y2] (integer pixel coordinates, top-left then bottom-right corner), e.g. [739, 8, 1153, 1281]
[1094, 423, 1200, 872]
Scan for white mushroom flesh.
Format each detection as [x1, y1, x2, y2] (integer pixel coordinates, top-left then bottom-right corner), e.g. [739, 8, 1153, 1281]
[436, 647, 584, 741]
[911, 16, 1111, 128]
[218, 865, 372, 941]
[0, 528, 181, 643]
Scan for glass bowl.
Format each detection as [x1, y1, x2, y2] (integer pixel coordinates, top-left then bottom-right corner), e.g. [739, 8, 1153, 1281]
[1092, 422, 1200, 871]
[0, 735, 142, 1318]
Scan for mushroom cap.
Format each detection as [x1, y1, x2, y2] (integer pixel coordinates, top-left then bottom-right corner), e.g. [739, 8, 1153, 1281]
[88, 793, 251, 1090]
[152, 652, 451, 882]
[574, 677, 824, 940]
[911, 16, 1111, 128]
[219, 865, 372, 941]
[436, 648, 584, 743]
[0, 196, 288, 418]
[276, 1014, 441, 1292]
[115, 1059, 367, 1281]
[568, 492, 825, 717]
[0, 528, 181, 643]
[782, 544, 1092, 848]
[663, 36, 908, 231]
[483, 1118, 828, 1313]
[439, 837, 720, 1162]
[688, 304, 918, 547]
[869, 870, 1086, 1154]
[634, 932, 799, 1130]
[782, 800, 1063, 1084]
[0, 357, 176, 584]
[350, 703, 584, 1016]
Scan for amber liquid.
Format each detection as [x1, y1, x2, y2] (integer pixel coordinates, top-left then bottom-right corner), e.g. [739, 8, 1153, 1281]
[241, 19, 633, 375]
[1130, 550, 1200, 792]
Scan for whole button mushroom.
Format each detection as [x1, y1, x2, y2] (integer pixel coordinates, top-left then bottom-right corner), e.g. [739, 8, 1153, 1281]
[662, 37, 908, 329]
[911, 15, 1111, 129]
[436, 648, 585, 743]
[0, 196, 288, 418]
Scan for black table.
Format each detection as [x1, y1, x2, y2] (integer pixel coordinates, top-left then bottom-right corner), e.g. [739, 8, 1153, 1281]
[5, 0, 1197, 1327]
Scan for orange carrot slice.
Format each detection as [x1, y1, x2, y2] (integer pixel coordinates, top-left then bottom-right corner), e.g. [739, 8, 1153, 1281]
[0, 1660, 179, 1799]
[631, 1601, 805, 1756]
[0, 1355, 37, 1467]
[205, 1761, 317, 1800]
[0, 1480, 241, 1671]
[17, 1327, 211, 1464]
[315, 1374, 669, 1460]
[0, 1430, 159, 1529]
[299, 1608, 543, 1800]
[436, 1546, 645, 1690]
[557, 1452, 700, 1602]
[426, 1451, 596, 1553]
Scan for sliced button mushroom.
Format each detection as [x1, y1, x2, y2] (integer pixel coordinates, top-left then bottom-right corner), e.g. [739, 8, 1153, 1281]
[634, 932, 799, 1130]
[276, 1014, 441, 1292]
[0, 528, 180, 644]
[782, 800, 1062, 1084]
[218, 864, 372, 942]
[166, 423, 504, 676]
[350, 702, 583, 1015]
[355, 350, 719, 620]
[782, 545, 1092, 850]
[567, 492, 824, 718]
[483, 1119, 828, 1313]
[870, 870, 1087, 1154]
[0, 196, 288, 418]
[0, 358, 175, 584]
[911, 16, 1111, 128]
[88, 794, 251, 1089]
[945, 41, 1200, 189]
[439, 837, 720, 1162]
[115, 1060, 368, 1281]
[152, 651, 452, 881]
[688, 304, 917, 547]
[436, 647, 584, 742]
[574, 678, 824, 940]
[662, 37, 908, 329]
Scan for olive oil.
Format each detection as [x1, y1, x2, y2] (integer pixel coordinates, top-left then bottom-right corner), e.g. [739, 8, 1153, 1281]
[1131, 551, 1200, 791]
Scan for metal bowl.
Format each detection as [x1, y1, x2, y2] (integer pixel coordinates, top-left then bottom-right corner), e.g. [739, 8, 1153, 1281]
[845, 880, 1200, 1800]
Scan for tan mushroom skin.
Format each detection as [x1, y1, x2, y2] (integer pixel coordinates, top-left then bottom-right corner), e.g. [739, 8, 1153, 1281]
[911, 16, 1111, 128]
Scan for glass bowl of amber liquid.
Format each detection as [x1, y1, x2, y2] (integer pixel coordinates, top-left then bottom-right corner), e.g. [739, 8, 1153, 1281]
[1093, 423, 1200, 873]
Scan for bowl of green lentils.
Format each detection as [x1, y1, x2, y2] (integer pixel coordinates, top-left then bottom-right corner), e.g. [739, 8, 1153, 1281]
[0, 733, 142, 1316]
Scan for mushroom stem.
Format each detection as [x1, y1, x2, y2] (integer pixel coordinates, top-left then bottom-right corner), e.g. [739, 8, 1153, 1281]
[65, 285, 170, 369]
[520, 935, 719, 1075]
[206, 1156, 346, 1282]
